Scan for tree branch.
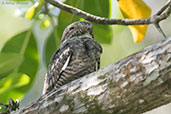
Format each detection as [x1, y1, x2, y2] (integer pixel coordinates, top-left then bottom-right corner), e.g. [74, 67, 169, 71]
[155, 0, 171, 15]
[154, 23, 167, 38]
[16, 38, 171, 114]
[45, 0, 171, 25]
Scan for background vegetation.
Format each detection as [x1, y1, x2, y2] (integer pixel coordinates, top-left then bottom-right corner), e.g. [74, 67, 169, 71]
[0, 0, 170, 113]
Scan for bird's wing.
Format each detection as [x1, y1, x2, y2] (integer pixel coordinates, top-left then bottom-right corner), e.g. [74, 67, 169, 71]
[42, 43, 73, 94]
[83, 38, 102, 71]
[83, 38, 102, 54]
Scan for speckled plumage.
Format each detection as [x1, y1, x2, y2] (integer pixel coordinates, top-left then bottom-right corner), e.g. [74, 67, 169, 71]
[42, 21, 102, 95]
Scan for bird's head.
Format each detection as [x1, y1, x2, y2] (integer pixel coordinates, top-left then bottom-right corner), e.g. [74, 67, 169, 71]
[61, 21, 94, 45]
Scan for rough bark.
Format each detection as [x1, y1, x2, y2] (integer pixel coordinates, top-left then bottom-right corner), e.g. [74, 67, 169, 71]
[17, 38, 171, 114]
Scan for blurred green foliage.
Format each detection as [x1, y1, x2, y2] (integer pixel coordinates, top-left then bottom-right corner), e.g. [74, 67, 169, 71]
[0, 0, 169, 112]
[0, 53, 23, 75]
[44, 32, 59, 68]
[0, 30, 39, 103]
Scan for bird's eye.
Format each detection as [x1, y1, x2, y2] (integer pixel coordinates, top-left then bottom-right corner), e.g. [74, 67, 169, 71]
[69, 27, 74, 30]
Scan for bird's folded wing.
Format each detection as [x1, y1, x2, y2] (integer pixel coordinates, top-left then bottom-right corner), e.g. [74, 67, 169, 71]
[83, 38, 102, 70]
[43, 44, 73, 94]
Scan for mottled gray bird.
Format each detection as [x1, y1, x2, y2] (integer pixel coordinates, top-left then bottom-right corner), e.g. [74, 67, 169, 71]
[42, 21, 102, 95]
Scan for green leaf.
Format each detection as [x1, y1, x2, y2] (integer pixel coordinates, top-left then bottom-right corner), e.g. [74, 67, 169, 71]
[93, 24, 113, 44]
[83, 0, 110, 18]
[56, 0, 81, 40]
[1, 30, 39, 103]
[0, 53, 23, 75]
[82, 0, 112, 43]
[0, 73, 30, 103]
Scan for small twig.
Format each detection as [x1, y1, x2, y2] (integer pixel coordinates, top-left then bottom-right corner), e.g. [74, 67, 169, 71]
[152, 3, 171, 38]
[43, 1, 48, 14]
[155, 0, 171, 15]
[45, 0, 171, 25]
[155, 23, 167, 38]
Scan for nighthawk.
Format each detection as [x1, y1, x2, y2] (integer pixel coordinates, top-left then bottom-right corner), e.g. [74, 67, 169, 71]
[42, 21, 102, 95]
